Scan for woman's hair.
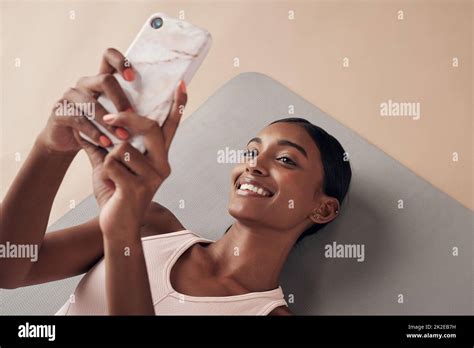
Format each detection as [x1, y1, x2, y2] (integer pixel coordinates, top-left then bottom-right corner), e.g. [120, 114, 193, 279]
[226, 117, 352, 244]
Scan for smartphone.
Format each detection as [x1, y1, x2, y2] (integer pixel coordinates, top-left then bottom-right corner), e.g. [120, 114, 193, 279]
[80, 13, 212, 153]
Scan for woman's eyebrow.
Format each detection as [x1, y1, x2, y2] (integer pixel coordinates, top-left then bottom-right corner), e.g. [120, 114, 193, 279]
[246, 137, 308, 159]
[246, 137, 261, 146]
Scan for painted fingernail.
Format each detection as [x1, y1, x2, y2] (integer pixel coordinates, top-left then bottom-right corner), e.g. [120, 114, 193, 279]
[115, 127, 129, 140]
[179, 80, 187, 94]
[123, 68, 135, 81]
[103, 114, 116, 123]
[99, 135, 112, 147]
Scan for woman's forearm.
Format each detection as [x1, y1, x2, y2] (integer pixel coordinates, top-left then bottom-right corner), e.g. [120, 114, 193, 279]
[103, 233, 155, 315]
[0, 134, 76, 286]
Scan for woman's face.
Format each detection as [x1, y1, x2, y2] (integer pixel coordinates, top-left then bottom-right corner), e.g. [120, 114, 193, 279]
[228, 122, 336, 238]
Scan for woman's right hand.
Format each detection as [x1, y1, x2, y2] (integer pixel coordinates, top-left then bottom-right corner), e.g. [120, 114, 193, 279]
[37, 48, 135, 156]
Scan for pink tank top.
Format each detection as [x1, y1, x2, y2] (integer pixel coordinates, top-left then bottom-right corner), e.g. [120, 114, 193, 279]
[55, 230, 288, 315]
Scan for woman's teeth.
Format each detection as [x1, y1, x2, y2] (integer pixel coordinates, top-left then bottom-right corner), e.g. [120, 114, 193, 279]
[237, 183, 272, 197]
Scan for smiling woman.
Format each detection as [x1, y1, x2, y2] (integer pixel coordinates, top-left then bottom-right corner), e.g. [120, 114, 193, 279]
[0, 48, 352, 316]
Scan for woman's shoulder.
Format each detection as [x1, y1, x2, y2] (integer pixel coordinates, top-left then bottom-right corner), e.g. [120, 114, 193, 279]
[140, 202, 187, 238]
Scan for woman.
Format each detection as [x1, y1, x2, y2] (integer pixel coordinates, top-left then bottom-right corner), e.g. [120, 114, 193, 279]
[0, 48, 351, 315]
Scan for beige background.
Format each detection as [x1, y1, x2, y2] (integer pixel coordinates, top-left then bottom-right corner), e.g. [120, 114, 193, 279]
[1, 0, 472, 226]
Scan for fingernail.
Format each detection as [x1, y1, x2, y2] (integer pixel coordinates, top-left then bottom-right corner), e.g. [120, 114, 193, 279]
[99, 135, 112, 147]
[179, 80, 187, 94]
[103, 114, 116, 123]
[123, 68, 135, 81]
[115, 127, 129, 140]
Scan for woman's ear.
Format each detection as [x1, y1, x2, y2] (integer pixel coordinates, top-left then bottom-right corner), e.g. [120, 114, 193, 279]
[309, 197, 340, 224]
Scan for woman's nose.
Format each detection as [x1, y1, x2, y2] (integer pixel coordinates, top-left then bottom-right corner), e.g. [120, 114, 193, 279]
[245, 154, 268, 175]
[246, 166, 264, 175]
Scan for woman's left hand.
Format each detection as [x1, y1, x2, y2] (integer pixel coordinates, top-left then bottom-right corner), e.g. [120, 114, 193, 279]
[74, 81, 187, 242]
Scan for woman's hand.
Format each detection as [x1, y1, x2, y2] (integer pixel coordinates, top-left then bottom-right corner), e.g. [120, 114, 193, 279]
[37, 48, 135, 156]
[74, 80, 187, 242]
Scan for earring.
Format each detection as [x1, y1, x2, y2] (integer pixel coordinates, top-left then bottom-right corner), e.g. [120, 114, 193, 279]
[335, 210, 339, 214]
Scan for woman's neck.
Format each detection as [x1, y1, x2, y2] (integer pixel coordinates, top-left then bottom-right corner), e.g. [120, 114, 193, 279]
[204, 222, 296, 292]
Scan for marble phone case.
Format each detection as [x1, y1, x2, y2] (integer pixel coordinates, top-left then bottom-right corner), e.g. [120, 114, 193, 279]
[80, 13, 212, 153]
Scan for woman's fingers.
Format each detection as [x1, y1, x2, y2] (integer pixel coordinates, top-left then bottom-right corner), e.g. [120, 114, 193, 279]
[74, 130, 153, 191]
[162, 80, 187, 151]
[102, 111, 170, 176]
[103, 110, 155, 134]
[105, 143, 164, 196]
[101, 155, 135, 190]
[76, 74, 132, 114]
[54, 93, 112, 148]
[75, 131, 142, 192]
[99, 48, 135, 82]
[62, 87, 108, 120]
[75, 74, 132, 141]
[101, 79, 188, 169]
[70, 48, 134, 143]
[61, 87, 116, 139]
[72, 130, 107, 167]
[108, 142, 155, 178]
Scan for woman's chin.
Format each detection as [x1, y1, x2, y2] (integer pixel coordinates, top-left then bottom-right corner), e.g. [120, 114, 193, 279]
[228, 205, 262, 222]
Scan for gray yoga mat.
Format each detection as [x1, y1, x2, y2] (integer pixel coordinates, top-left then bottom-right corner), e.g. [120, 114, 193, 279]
[1, 72, 472, 315]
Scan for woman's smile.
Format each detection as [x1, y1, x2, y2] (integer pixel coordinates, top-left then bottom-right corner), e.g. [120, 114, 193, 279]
[236, 186, 271, 198]
[234, 175, 276, 200]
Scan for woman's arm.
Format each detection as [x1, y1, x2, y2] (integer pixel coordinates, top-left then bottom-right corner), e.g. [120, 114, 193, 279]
[75, 79, 188, 315]
[103, 233, 155, 315]
[1, 148, 183, 289]
[0, 138, 76, 288]
[8, 201, 185, 289]
[0, 48, 165, 289]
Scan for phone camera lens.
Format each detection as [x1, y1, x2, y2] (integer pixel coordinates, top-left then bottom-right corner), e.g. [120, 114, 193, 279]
[150, 17, 163, 29]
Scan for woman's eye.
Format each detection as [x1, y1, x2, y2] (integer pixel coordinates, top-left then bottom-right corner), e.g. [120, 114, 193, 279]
[278, 156, 296, 166]
[243, 150, 296, 166]
[243, 149, 258, 158]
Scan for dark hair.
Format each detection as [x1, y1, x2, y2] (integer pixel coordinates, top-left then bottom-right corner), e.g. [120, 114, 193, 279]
[226, 117, 352, 244]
